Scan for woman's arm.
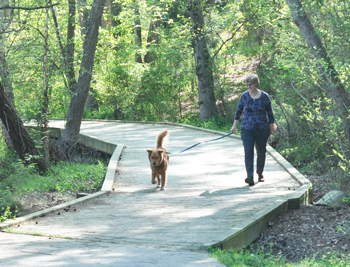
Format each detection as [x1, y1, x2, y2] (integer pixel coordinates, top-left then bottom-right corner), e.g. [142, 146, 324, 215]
[232, 93, 245, 133]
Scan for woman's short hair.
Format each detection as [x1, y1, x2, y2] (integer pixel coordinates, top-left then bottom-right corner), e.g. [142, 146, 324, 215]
[245, 74, 260, 86]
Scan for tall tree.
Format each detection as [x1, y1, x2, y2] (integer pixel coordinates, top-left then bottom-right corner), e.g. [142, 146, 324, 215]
[0, 3, 14, 146]
[66, 0, 77, 93]
[78, 0, 89, 36]
[50, 0, 77, 93]
[286, 0, 350, 152]
[61, 0, 106, 145]
[133, 0, 142, 63]
[77, 0, 98, 112]
[144, 15, 161, 64]
[188, 0, 218, 122]
[41, 3, 50, 161]
[0, 82, 52, 173]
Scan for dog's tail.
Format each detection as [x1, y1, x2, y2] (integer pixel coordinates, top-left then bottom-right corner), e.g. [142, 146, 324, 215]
[156, 130, 168, 148]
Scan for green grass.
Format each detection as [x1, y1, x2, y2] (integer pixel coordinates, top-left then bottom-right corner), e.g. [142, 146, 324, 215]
[210, 248, 350, 267]
[1, 159, 107, 194]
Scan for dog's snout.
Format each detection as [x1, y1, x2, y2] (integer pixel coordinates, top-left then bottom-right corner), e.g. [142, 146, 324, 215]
[152, 162, 156, 166]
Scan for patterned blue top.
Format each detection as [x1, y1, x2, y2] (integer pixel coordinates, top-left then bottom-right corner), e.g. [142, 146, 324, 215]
[234, 90, 275, 130]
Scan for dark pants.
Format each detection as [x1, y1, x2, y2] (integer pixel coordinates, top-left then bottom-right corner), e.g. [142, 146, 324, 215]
[241, 128, 270, 179]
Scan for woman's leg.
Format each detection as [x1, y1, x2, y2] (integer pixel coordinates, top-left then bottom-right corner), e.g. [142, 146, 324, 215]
[255, 129, 270, 178]
[241, 129, 255, 178]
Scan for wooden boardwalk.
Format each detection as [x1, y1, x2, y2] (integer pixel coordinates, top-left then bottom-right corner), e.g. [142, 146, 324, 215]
[0, 120, 312, 266]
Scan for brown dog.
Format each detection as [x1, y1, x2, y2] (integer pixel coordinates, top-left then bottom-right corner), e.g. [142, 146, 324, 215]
[147, 130, 169, 190]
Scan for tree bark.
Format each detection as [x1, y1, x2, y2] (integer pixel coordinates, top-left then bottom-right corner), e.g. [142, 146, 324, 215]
[61, 0, 106, 145]
[50, 0, 77, 93]
[0, 44, 13, 105]
[188, 0, 218, 122]
[286, 0, 350, 147]
[0, 4, 15, 146]
[110, 0, 121, 28]
[77, 0, 97, 111]
[85, 86, 99, 111]
[0, 82, 52, 174]
[66, 0, 77, 93]
[144, 18, 161, 64]
[78, 0, 89, 37]
[41, 5, 50, 162]
[133, 0, 142, 63]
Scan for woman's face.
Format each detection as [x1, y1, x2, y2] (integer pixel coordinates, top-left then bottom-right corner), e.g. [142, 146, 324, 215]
[246, 81, 258, 92]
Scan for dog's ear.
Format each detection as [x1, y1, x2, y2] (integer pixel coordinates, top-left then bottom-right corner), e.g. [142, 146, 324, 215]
[156, 149, 164, 155]
[147, 149, 153, 155]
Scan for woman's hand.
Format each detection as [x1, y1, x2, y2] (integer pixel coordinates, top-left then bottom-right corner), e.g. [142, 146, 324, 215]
[269, 123, 277, 135]
[231, 126, 237, 134]
[231, 120, 239, 134]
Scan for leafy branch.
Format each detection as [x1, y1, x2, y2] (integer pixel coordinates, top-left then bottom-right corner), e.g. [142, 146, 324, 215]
[0, 2, 59, 11]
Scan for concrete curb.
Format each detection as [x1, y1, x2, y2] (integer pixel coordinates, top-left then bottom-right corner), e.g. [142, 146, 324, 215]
[211, 199, 288, 250]
[101, 144, 125, 191]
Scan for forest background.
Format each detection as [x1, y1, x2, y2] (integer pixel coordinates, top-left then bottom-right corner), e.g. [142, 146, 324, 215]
[0, 0, 350, 264]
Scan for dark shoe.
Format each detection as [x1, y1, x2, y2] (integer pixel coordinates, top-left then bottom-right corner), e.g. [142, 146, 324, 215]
[245, 177, 254, 186]
[258, 175, 264, 182]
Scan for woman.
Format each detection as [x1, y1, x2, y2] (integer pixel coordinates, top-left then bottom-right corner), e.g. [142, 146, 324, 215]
[231, 74, 276, 186]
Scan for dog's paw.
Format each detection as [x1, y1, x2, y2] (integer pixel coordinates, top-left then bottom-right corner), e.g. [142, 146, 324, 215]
[160, 187, 166, 191]
[151, 180, 157, 184]
[157, 185, 161, 188]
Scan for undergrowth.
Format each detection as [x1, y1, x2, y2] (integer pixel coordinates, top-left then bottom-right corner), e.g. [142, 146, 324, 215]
[210, 247, 350, 267]
[0, 137, 108, 222]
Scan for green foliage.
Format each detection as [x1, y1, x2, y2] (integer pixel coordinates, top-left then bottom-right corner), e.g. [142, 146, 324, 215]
[0, 206, 18, 223]
[211, 247, 287, 267]
[180, 116, 233, 133]
[6, 160, 107, 195]
[277, 133, 328, 174]
[211, 247, 350, 267]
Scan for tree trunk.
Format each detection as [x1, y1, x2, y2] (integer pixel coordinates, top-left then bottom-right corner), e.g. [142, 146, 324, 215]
[188, 0, 218, 122]
[0, 45, 14, 105]
[110, 0, 121, 28]
[77, 0, 98, 112]
[0, 82, 52, 174]
[78, 0, 89, 37]
[144, 18, 161, 64]
[66, 0, 77, 93]
[133, 0, 142, 63]
[85, 86, 99, 111]
[50, 0, 77, 93]
[286, 0, 350, 147]
[41, 5, 50, 162]
[61, 0, 106, 145]
[0, 5, 15, 147]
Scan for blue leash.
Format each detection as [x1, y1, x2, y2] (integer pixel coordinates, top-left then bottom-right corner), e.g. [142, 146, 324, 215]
[166, 132, 233, 155]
